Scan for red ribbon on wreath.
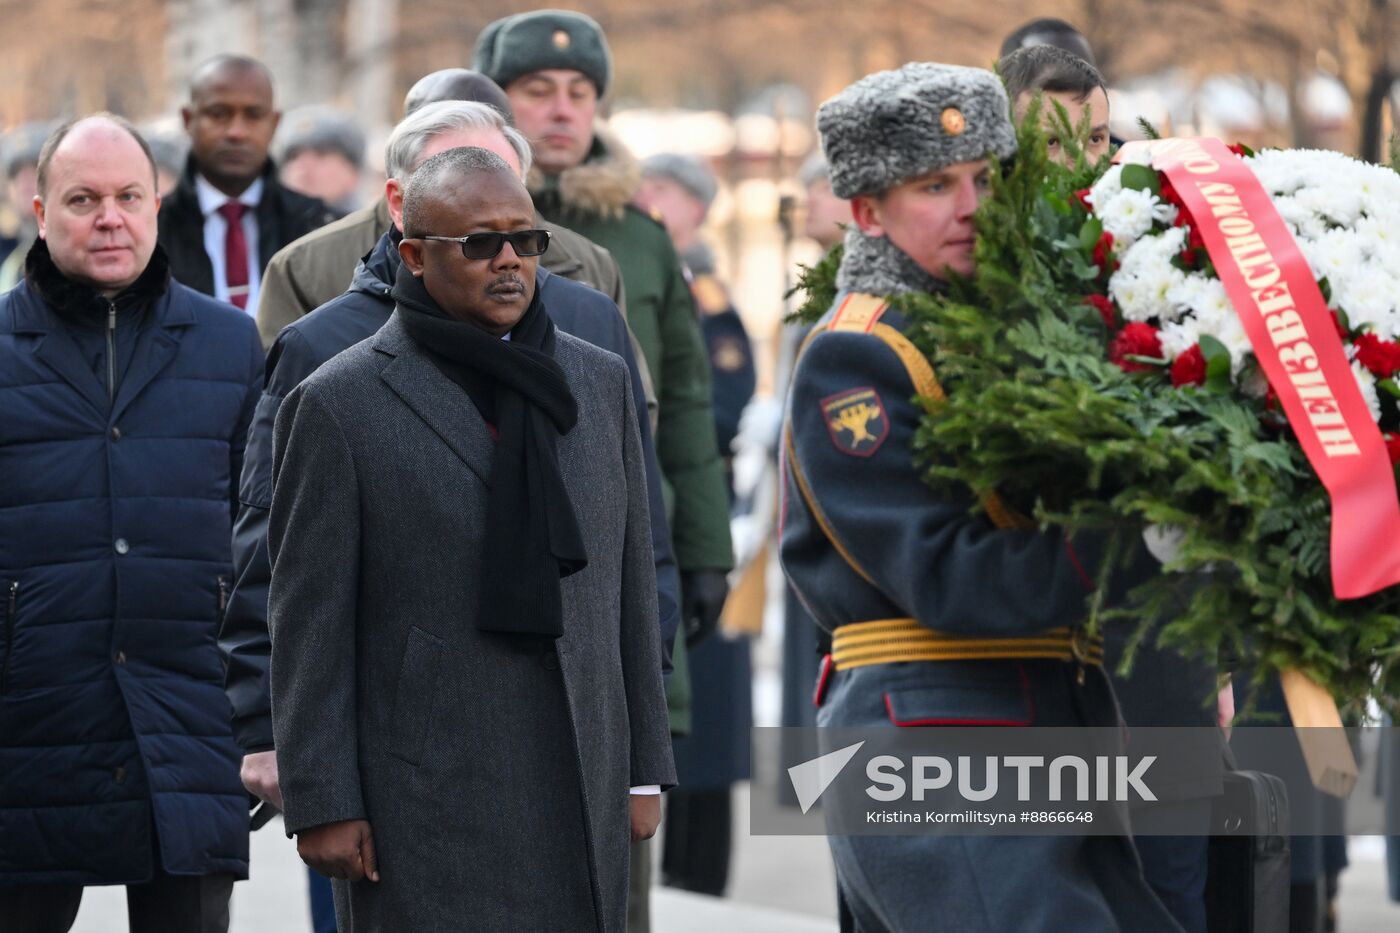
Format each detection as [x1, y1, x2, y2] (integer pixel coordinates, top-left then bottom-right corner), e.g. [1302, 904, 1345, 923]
[1115, 137, 1400, 599]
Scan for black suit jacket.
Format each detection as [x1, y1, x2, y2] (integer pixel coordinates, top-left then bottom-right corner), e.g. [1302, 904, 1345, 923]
[157, 156, 337, 297]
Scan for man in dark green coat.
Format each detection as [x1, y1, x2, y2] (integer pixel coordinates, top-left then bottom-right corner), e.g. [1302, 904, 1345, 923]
[475, 11, 735, 930]
[476, 10, 735, 704]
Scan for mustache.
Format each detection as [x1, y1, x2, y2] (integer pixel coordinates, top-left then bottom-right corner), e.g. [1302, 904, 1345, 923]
[486, 274, 527, 293]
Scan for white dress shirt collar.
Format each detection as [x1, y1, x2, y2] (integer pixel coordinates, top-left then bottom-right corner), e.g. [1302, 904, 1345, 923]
[195, 173, 264, 216]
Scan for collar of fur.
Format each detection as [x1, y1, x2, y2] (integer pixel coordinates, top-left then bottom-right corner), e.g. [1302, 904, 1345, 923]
[527, 123, 640, 221]
[25, 237, 171, 328]
[835, 228, 947, 298]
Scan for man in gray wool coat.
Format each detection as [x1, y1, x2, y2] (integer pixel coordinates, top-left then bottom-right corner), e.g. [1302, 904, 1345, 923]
[266, 145, 675, 931]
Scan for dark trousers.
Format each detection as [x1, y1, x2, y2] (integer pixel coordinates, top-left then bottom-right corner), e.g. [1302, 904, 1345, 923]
[308, 867, 337, 933]
[1131, 799, 1212, 933]
[0, 870, 233, 933]
[627, 837, 652, 932]
[660, 787, 733, 896]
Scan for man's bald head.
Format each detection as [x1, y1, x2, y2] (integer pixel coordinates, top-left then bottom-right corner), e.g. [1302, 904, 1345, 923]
[401, 147, 528, 238]
[398, 147, 541, 334]
[33, 113, 161, 297]
[182, 54, 280, 195]
[36, 113, 157, 197]
[189, 54, 274, 105]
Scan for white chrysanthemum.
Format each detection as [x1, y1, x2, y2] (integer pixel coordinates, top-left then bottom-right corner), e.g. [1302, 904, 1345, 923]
[1192, 277, 1233, 315]
[1118, 225, 1186, 274]
[1113, 230, 1188, 323]
[1353, 215, 1400, 258]
[1247, 150, 1308, 196]
[1157, 318, 1200, 361]
[1333, 265, 1400, 338]
[1271, 196, 1311, 233]
[1352, 360, 1382, 423]
[1096, 188, 1160, 246]
[1166, 271, 1208, 318]
[1098, 148, 1400, 376]
[1086, 165, 1123, 208]
[1108, 273, 1149, 323]
[1295, 185, 1362, 228]
[1300, 229, 1363, 294]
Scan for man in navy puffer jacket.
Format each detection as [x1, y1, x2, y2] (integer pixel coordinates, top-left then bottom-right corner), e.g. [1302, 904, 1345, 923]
[0, 114, 260, 933]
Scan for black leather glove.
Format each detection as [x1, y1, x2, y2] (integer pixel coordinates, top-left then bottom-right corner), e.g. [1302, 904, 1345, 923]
[680, 569, 729, 648]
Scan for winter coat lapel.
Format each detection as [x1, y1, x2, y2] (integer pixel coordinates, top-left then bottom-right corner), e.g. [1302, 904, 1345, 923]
[374, 314, 495, 486]
[108, 292, 195, 423]
[13, 292, 108, 416]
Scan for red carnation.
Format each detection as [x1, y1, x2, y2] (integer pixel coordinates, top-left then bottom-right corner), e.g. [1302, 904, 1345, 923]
[1228, 143, 1248, 158]
[1159, 175, 1187, 212]
[1386, 434, 1400, 465]
[1072, 189, 1092, 211]
[1092, 231, 1116, 273]
[1083, 294, 1117, 328]
[1171, 344, 1208, 387]
[1109, 323, 1164, 373]
[1353, 332, 1400, 379]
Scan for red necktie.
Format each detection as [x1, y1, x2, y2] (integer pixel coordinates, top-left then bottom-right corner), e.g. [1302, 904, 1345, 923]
[217, 201, 250, 310]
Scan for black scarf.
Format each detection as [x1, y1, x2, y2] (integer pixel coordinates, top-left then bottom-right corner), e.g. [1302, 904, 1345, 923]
[392, 266, 587, 640]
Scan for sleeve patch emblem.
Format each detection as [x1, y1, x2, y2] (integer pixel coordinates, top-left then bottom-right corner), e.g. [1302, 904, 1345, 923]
[822, 387, 888, 457]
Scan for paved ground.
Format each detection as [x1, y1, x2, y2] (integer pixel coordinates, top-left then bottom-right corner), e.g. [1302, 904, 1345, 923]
[65, 639, 1400, 930]
[67, 793, 1400, 932]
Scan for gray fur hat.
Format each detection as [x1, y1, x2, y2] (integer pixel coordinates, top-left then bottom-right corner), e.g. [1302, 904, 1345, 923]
[640, 153, 717, 208]
[817, 63, 1016, 199]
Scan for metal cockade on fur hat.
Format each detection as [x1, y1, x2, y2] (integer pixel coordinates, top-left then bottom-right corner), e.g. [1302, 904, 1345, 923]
[817, 63, 1017, 199]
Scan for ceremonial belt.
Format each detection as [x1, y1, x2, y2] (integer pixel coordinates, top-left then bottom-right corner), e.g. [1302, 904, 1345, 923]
[800, 295, 1097, 672]
[830, 618, 1104, 671]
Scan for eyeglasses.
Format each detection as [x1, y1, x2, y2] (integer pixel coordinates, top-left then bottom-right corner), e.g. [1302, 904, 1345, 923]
[414, 229, 552, 260]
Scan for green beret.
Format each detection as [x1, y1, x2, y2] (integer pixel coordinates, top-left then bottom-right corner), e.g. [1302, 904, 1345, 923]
[818, 63, 1016, 199]
[473, 10, 612, 97]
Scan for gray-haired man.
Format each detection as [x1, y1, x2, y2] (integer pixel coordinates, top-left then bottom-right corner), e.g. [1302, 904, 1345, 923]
[253, 69, 623, 350]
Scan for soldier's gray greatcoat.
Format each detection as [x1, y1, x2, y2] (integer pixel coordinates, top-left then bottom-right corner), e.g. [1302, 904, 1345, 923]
[267, 314, 675, 932]
[780, 61, 1183, 933]
[781, 234, 1185, 933]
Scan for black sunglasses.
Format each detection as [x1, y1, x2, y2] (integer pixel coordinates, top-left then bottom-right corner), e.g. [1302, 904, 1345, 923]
[415, 229, 552, 260]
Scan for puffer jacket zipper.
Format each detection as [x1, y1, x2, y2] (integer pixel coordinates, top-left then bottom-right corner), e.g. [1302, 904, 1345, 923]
[106, 301, 117, 403]
[2, 581, 17, 695]
[216, 575, 229, 628]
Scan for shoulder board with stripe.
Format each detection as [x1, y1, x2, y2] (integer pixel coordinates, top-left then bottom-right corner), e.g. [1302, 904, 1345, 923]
[807, 293, 1032, 532]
